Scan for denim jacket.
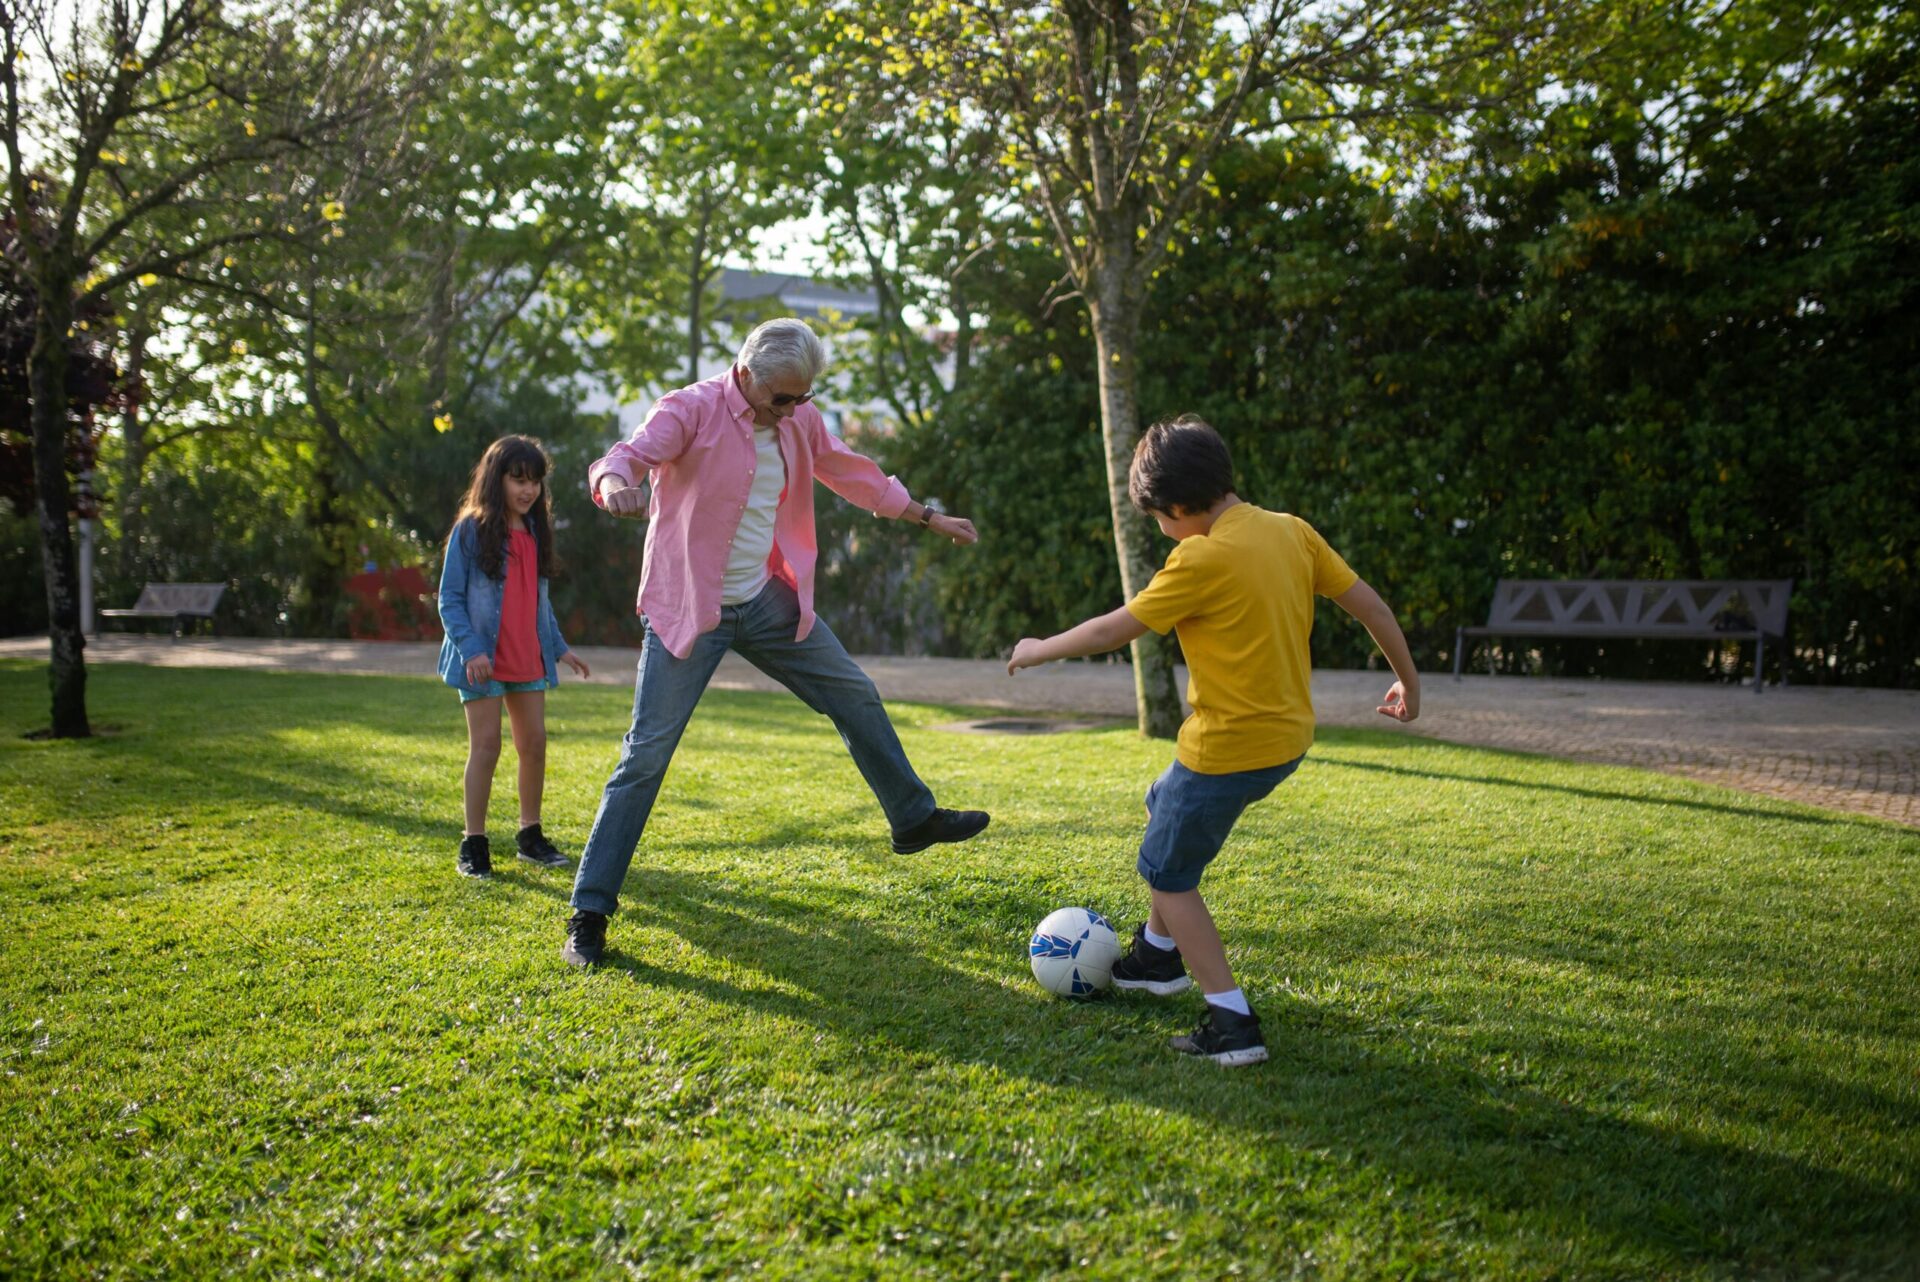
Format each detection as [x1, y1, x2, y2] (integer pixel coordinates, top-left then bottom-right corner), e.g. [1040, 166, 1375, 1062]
[436, 517, 570, 694]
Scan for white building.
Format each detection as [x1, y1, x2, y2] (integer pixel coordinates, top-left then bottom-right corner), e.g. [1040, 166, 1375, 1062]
[576, 269, 887, 439]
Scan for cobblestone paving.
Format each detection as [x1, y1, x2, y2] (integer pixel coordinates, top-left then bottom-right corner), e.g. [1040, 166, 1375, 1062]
[7, 635, 1915, 827]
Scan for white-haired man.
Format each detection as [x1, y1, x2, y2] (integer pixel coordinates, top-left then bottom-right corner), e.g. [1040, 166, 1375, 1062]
[563, 318, 989, 966]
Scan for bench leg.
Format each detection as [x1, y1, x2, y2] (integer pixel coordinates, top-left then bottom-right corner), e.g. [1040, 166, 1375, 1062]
[1753, 633, 1765, 693]
[1453, 629, 1465, 681]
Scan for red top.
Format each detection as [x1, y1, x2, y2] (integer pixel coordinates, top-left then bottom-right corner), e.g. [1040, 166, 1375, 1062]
[492, 527, 542, 682]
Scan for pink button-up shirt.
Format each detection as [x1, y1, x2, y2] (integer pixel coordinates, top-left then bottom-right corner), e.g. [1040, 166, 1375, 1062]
[588, 370, 913, 658]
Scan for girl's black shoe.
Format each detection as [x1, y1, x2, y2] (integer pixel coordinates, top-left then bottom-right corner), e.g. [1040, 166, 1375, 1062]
[515, 824, 569, 867]
[457, 834, 493, 878]
[1111, 923, 1192, 995]
[1170, 1005, 1269, 1067]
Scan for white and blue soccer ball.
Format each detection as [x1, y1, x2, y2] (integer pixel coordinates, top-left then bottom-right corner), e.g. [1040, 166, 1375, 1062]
[1028, 907, 1121, 998]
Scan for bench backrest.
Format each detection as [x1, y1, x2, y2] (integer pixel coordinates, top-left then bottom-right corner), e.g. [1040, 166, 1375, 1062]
[1486, 580, 1792, 636]
[134, 583, 226, 615]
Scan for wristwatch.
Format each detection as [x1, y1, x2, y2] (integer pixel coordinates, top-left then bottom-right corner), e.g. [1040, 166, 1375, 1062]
[918, 504, 934, 528]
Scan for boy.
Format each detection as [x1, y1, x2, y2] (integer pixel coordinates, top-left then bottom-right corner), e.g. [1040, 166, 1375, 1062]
[1007, 414, 1420, 1066]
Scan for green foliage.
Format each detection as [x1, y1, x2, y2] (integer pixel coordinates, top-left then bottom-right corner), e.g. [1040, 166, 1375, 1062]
[0, 505, 43, 633]
[74, 0, 719, 642]
[810, 460, 948, 656]
[875, 297, 1117, 659]
[2, 662, 1917, 1277]
[83, 373, 644, 644]
[881, 73, 1920, 683]
[101, 446, 311, 634]
[495, 388, 648, 650]
[9, 0, 1915, 697]
[596, 0, 821, 386]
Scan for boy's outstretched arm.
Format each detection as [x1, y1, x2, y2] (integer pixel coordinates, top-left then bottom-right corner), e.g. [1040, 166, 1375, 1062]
[1332, 579, 1422, 722]
[1007, 606, 1149, 675]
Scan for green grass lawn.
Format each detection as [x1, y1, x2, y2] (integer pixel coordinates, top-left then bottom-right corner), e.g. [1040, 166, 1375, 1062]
[2, 661, 1916, 1280]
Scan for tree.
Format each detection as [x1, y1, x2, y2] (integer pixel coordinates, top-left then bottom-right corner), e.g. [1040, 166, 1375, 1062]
[2, 189, 132, 641]
[1, 0, 438, 735]
[614, 0, 818, 387]
[239, 0, 649, 631]
[816, 0, 1597, 735]
[84, 0, 803, 651]
[870, 2, 1919, 688]
[816, 116, 1007, 428]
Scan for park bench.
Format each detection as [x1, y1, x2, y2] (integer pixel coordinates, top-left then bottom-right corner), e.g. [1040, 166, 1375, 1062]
[1453, 579, 1792, 692]
[99, 582, 226, 638]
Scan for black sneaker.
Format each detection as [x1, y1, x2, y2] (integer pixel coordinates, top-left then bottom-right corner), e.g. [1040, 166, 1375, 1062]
[1170, 1005, 1269, 1067]
[515, 824, 569, 868]
[1110, 923, 1192, 995]
[891, 807, 991, 854]
[456, 834, 493, 878]
[561, 910, 607, 968]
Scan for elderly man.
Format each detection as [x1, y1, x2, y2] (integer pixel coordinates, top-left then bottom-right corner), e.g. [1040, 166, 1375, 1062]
[562, 318, 990, 967]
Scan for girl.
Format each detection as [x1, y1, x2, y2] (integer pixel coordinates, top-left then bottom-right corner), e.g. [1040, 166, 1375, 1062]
[437, 435, 590, 877]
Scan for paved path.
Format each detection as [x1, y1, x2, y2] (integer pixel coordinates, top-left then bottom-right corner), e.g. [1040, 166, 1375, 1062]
[5, 635, 1916, 827]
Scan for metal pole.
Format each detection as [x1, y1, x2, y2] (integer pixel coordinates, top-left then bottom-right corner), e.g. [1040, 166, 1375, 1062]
[76, 469, 95, 635]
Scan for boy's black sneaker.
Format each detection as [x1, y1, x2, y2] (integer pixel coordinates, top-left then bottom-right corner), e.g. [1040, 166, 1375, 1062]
[561, 910, 606, 968]
[1170, 1005, 1269, 1067]
[515, 824, 570, 868]
[1110, 923, 1192, 995]
[456, 834, 493, 878]
[891, 807, 991, 855]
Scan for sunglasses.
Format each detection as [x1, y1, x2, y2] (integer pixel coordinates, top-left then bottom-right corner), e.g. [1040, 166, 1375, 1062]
[770, 389, 815, 408]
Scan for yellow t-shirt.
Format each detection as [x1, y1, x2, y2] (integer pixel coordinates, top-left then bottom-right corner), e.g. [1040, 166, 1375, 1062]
[1125, 504, 1358, 774]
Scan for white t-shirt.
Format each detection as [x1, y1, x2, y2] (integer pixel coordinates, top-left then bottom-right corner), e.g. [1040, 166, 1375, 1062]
[720, 425, 787, 604]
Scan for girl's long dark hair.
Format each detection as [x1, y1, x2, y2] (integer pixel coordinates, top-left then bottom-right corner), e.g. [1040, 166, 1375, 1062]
[451, 435, 557, 580]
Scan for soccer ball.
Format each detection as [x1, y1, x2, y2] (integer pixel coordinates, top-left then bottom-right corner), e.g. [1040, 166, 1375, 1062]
[1028, 907, 1121, 998]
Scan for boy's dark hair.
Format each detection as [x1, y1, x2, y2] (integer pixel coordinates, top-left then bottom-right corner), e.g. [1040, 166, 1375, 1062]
[1128, 414, 1235, 516]
[452, 434, 557, 580]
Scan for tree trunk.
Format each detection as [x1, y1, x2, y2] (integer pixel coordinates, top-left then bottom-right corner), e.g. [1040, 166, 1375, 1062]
[28, 301, 90, 737]
[688, 192, 713, 387]
[1088, 278, 1181, 739]
[114, 316, 150, 585]
[951, 280, 973, 391]
[295, 436, 350, 637]
[425, 245, 454, 413]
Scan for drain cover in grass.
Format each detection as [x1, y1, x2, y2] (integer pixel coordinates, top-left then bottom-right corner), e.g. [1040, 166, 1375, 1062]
[938, 717, 1118, 734]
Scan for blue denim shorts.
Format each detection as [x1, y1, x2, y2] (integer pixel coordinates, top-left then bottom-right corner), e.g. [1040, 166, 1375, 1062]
[458, 677, 553, 704]
[1137, 755, 1304, 892]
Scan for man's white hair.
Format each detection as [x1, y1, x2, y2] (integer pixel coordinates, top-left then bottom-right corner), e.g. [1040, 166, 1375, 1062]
[737, 317, 826, 386]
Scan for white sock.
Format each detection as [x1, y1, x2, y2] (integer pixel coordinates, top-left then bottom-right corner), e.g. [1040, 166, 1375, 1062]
[1143, 926, 1177, 952]
[1205, 988, 1252, 1017]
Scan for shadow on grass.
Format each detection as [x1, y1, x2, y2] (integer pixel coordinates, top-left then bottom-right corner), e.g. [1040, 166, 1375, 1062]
[584, 867, 1918, 1272]
[1310, 750, 1866, 827]
[1228, 897, 1920, 1159]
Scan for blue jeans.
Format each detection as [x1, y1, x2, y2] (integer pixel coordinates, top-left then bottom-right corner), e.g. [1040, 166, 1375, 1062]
[570, 578, 937, 915]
